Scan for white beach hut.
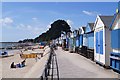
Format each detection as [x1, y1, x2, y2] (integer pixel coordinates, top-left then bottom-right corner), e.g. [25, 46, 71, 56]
[94, 15, 114, 67]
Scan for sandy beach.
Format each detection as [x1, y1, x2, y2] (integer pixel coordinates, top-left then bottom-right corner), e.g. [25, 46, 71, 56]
[1, 45, 50, 78]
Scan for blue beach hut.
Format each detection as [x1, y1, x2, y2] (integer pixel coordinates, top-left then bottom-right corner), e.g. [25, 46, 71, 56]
[85, 23, 94, 49]
[109, 10, 120, 72]
[65, 32, 71, 51]
[77, 27, 85, 54]
[79, 27, 85, 47]
[85, 23, 94, 60]
[69, 31, 74, 53]
[73, 30, 80, 53]
[61, 32, 66, 50]
[69, 30, 78, 53]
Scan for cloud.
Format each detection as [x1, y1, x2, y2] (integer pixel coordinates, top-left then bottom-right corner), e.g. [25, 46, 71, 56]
[47, 21, 53, 29]
[32, 17, 37, 21]
[82, 10, 100, 16]
[0, 17, 13, 26]
[47, 25, 51, 28]
[66, 19, 73, 26]
[16, 24, 44, 35]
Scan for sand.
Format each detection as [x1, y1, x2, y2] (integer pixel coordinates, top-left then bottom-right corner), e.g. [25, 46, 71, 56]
[1, 46, 50, 78]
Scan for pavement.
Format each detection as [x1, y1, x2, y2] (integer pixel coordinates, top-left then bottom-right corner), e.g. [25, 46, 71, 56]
[55, 47, 119, 78]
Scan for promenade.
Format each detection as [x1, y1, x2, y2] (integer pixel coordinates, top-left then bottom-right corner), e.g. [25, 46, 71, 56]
[55, 47, 119, 78]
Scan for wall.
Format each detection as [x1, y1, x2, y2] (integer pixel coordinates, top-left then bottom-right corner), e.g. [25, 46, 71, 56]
[105, 28, 111, 66]
[83, 34, 87, 47]
[87, 32, 94, 49]
[76, 36, 79, 47]
[79, 35, 83, 47]
[111, 14, 120, 53]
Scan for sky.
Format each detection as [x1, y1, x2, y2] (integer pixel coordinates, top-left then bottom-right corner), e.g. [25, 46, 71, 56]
[1, 2, 118, 42]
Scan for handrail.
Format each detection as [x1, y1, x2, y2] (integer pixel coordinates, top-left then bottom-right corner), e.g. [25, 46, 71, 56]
[40, 46, 59, 80]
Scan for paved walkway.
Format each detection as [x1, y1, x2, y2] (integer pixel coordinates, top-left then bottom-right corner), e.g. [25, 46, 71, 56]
[55, 47, 119, 78]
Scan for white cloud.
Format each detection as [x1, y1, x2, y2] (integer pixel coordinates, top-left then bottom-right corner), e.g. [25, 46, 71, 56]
[4, 17, 13, 24]
[0, 17, 13, 27]
[46, 21, 53, 29]
[83, 10, 93, 16]
[32, 17, 37, 21]
[66, 19, 73, 26]
[0, 19, 3, 24]
[47, 25, 51, 28]
[17, 23, 44, 35]
[82, 10, 100, 16]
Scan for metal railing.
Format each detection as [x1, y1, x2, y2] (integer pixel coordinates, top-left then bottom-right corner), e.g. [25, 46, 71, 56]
[40, 47, 59, 80]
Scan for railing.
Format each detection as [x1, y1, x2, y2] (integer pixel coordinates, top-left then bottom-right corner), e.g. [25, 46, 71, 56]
[40, 47, 59, 80]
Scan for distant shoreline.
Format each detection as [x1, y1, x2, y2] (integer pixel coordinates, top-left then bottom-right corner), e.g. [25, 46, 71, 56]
[0, 42, 36, 50]
[0, 42, 18, 43]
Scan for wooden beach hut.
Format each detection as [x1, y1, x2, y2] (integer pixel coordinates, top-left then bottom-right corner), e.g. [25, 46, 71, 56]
[109, 11, 120, 72]
[65, 32, 71, 51]
[94, 15, 114, 67]
[61, 31, 71, 51]
[72, 30, 78, 52]
[79, 27, 85, 48]
[61, 32, 66, 50]
[69, 31, 75, 53]
[73, 30, 80, 53]
[85, 23, 94, 61]
[78, 27, 86, 54]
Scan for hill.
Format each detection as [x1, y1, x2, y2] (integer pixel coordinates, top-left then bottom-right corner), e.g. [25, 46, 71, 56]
[19, 19, 71, 43]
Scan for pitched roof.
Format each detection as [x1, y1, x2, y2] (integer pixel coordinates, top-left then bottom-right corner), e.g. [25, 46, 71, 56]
[82, 27, 86, 32]
[99, 15, 114, 27]
[110, 13, 120, 29]
[88, 23, 94, 31]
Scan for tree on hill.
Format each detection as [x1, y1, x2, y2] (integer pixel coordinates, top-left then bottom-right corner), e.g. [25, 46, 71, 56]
[19, 19, 71, 43]
[34, 19, 71, 42]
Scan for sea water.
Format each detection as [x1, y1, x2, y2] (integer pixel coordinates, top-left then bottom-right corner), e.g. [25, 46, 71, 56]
[0, 42, 20, 49]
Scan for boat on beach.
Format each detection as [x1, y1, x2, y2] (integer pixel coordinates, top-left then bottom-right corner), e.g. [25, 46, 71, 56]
[0, 51, 8, 57]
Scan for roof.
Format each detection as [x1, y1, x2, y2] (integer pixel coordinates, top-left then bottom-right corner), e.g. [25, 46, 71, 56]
[82, 27, 86, 32]
[99, 15, 114, 27]
[109, 13, 120, 29]
[88, 23, 94, 31]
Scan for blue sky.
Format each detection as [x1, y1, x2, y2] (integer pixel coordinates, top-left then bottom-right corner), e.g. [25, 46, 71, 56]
[1, 2, 118, 42]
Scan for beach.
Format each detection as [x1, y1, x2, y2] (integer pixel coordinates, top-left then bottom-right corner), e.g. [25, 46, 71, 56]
[1, 45, 50, 78]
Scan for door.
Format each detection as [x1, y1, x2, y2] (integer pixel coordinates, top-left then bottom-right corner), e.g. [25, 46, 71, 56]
[83, 34, 87, 47]
[95, 30, 103, 62]
[76, 36, 79, 47]
[79, 35, 83, 47]
[99, 31, 103, 54]
[66, 38, 69, 48]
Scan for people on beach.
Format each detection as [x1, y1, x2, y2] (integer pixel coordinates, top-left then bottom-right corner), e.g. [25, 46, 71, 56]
[10, 59, 26, 68]
[10, 62, 16, 68]
[21, 59, 26, 67]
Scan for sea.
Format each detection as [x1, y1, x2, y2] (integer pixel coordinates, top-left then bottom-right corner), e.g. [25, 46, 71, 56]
[0, 42, 36, 50]
[0, 42, 37, 55]
[0, 42, 19, 49]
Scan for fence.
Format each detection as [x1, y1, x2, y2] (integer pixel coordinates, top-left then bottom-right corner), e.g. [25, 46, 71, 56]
[40, 47, 59, 80]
